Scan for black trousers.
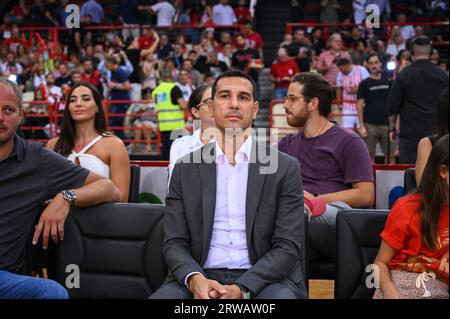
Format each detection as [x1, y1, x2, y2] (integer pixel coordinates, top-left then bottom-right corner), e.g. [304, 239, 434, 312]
[399, 137, 419, 164]
[160, 131, 173, 161]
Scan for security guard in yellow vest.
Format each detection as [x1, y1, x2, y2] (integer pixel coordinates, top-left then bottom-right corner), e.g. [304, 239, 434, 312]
[152, 72, 188, 160]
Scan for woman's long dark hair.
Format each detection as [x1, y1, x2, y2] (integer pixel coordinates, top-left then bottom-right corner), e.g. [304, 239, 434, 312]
[54, 82, 108, 156]
[436, 88, 448, 139]
[417, 134, 449, 249]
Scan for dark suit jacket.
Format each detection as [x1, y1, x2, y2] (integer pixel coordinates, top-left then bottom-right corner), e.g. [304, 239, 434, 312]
[163, 141, 305, 296]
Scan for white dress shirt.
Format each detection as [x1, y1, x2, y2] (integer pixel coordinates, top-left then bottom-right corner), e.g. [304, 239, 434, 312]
[203, 136, 253, 269]
[168, 129, 205, 187]
[184, 136, 253, 286]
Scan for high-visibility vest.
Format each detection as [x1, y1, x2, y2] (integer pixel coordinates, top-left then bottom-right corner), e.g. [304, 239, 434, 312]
[152, 82, 185, 132]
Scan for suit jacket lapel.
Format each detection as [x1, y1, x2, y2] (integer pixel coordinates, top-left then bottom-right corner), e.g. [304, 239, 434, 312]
[245, 142, 267, 248]
[198, 143, 216, 264]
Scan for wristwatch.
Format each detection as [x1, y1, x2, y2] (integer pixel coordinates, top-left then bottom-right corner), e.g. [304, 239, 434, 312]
[235, 283, 252, 299]
[61, 190, 77, 206]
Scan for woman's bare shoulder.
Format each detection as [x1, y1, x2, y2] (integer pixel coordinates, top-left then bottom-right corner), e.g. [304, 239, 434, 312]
[101, 134, 127, 149]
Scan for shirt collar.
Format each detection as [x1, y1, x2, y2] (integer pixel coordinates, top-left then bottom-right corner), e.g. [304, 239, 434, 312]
[215, 135, 253, 164]
[3, 135, 25, 162]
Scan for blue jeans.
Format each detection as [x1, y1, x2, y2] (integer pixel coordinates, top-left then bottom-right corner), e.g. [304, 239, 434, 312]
[0, 271, 68, 299]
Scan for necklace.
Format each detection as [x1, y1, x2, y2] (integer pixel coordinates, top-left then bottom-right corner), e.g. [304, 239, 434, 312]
[299, 119, 330, 164]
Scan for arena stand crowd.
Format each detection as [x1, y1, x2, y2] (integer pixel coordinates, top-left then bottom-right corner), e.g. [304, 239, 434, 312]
[0, 0, 449, 300]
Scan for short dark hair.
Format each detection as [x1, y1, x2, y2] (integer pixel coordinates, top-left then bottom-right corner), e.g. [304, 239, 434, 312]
[336, 58, 351, 67]
[189, 85, 211, 109]
[212, 69, 256, 101]
[291, 72, 334, 117]
[411, 35, 432, 56]
[366, 53, 381, 63]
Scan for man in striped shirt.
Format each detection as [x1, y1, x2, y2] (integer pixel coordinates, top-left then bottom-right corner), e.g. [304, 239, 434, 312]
[336, 58, 369, 129]
[314, 32, 351, 88]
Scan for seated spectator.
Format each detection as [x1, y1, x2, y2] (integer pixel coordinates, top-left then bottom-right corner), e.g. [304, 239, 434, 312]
[202, 51, 228, 79]
[279, 73, 374, 260]
[416, 88, 448, 184]
[127, 87, 157, 154]
[212, 0, 237, 26]
[396, 14, 416, 42]
[287, 29, 312, 73]
[349, 40, 368, 65]
[176, 69, 195, 102]
[180, 59, 202, 88]
[386, 30, 406, 59]
[47, 82, 130, 202]
[314, 32, 351, 88]
[45, 73, 62, 106]
[55, 63, 72, 87]
[156, 34, 174, 60]
[0, 78, 120, 299]
[279, 33, 293, 49]
[1, 26, 28, 53]
[234, 0, 252, 24]
[168, 85, 215, 183]
[218, 43, 233, 68]
[270, 47, 299, 100]
[151, 70, 307, 300]
[345, 27, 366, 51]
[373, 134, 449, 299]
[336, 58, 369, 129]
[0, 52, 23, 75]
[310, 28, 326, 56]
[81, 59, 102, 92]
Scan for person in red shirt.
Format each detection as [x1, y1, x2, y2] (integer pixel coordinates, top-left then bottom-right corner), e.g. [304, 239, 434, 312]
[138, 27, 157, 51]
[374, 134, 449, 299]
[270, 47, 299, 100]
[241, 20, 264, 60]
[234, 0, 252, 23]
[1, 25, 28, 53]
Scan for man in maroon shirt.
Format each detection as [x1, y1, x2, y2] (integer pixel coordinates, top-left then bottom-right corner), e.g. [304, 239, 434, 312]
[278, 72, 374, 261]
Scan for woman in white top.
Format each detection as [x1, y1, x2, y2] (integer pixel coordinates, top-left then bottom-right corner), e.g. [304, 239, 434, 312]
[47, 82, 130, 202]
[168, 85, 215, 185]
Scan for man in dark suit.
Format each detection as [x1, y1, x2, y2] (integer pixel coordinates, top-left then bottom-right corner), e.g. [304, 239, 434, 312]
[150, 70, 307, 299]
